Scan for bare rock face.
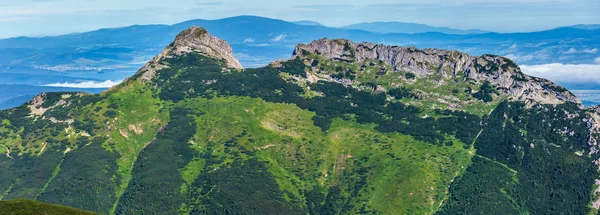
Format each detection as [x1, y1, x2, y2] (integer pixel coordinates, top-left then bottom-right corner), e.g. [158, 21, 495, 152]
[134, 27, 242, 82]
[28, 93, 48, 116]
[587, 106, 600, 149]
[170, 27, 242, 69]
[293, 38, 582, 107]
[26, 92, 76, 121]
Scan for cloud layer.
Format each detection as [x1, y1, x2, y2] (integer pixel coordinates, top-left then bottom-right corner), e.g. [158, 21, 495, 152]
[521, 63, 600, 84]
[44, 80, 122, 88]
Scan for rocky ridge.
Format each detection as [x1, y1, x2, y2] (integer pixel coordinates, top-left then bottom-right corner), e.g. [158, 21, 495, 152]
[133, 27, 242, 82]
[293, 38, 582, 107]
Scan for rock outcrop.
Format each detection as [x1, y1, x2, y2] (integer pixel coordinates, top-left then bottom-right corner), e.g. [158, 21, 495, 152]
[587, 106, 600, 151]
[293, 38, 582, 107]
[133, 27, 242, 82]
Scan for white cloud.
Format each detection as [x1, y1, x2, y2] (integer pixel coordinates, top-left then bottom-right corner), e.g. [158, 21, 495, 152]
[562, 48, 599, 55]
[563, 48, 577, 54]
[583, 48, 598, 54]
[271, 34, 287, 42]
[504, 49, 552, 63]
[44, 80, 122, 88]
[243, 37, 254, 43]
[250, 43, 273, 47]
[521, 64, 600, 84]
[535, 42, 549, 47]
[505, 53, 534, 62]
[595, 57, 600, 64]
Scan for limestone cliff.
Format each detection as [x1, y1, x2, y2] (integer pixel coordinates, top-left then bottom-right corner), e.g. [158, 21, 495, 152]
[293, 38, 582, 107]
[133, 27, 242, 82]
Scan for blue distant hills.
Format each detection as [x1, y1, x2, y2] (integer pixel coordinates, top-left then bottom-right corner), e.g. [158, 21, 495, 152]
[564, 24, 600, 30]
[341, 22, 490, 34]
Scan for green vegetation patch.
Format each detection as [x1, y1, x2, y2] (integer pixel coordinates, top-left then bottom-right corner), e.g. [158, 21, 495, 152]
[0, 150, 63, 201]
[37, 139, 120, 214]
[441, 101, 598, 215]
[279, 57, 308, 77]
[437, 156, 524, 214]
[101, 81, 168, 212]
[472, 81, 497, 103]
[115, 107, 197, 214]
[188, 158, 303, 214]
[3, 150, 64, 200]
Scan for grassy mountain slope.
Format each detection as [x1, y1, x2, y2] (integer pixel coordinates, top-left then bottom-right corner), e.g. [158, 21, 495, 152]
[0, 27, 599, 215]
[0, 199, 97, 215]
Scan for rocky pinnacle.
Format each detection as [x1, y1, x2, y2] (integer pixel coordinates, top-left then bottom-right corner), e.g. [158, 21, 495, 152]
[133, 27, 242, 82]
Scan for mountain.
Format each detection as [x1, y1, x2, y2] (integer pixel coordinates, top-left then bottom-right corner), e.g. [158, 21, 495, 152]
[1, 27, 599, 215]
[293, 20, 325, 26]
[0, 199, 97, 215]
[563, 24, 600, 30]
[341, 21, 490, 34]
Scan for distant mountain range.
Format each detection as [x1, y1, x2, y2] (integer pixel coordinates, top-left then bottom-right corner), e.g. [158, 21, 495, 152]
[563, 24, 600, 30]
[292, 20, 325, 26]
[341, 22, 490, 34]
[1, 15, 597, 72]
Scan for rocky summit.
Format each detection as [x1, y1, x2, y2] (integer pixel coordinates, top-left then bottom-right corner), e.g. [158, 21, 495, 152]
[293, 38, 581, 107]
[135, 26, 242, 82]
[0, 27, 600, 215]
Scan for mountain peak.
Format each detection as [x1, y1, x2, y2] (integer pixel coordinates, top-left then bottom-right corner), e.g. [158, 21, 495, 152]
[132, 27, 242, 82]
[175, 26, 210, 40]
[170, 27, 242, 69]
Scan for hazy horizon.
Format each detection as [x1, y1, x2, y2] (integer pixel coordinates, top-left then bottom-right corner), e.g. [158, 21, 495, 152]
[3, 15, 598, 40]
[1, 0, 599, 38]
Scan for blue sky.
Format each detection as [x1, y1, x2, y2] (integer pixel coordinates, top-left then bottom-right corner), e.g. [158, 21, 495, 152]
[0, 0, 599, 38]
